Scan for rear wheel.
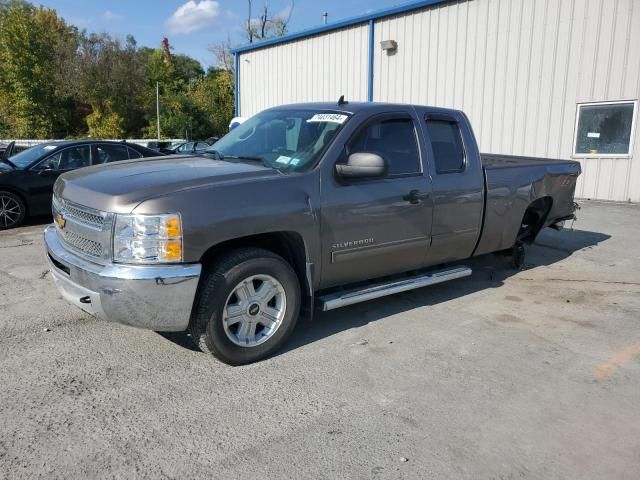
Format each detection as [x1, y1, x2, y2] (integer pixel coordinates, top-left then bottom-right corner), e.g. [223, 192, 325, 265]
[0, 191, 26, 230]
[189, 248, 301, 365]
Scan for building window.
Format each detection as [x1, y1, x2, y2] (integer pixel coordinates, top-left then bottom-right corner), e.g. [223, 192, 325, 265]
[574, 101, 637, 156]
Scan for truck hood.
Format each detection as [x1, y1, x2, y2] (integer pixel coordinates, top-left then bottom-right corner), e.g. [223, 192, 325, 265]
[56, 155, 280, 213]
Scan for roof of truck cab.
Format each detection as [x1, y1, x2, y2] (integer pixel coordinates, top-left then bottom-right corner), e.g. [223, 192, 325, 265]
[272, 102, 460, 113]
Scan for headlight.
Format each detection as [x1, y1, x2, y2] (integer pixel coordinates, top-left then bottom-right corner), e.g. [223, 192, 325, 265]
[113, 214, 183, 264]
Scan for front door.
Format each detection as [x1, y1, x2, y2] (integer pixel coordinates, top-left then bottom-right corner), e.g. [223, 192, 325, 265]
[320, 112, 433, 288]
[27, 145, 92, 214]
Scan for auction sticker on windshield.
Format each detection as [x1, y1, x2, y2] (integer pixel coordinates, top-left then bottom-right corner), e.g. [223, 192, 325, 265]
[275, 155, 292, 165]
[307, 113, 349, 124]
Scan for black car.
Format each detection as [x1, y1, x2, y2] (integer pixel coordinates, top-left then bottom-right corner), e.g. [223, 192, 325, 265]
[0, 140, 162, 230]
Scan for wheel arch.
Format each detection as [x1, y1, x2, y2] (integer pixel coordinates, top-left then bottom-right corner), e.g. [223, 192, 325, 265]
[200, 231, 312, 302]
[517, 196, 553, 244]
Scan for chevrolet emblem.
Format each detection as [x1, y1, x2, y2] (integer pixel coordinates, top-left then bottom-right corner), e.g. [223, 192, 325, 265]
[54, 213, 66, 230]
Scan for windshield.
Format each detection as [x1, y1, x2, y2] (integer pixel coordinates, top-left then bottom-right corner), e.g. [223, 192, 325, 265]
[207, 109, 350, 171]
[9, 144, 59, 169]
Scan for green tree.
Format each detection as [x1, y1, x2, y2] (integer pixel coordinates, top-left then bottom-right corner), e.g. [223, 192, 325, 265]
[191, 70, 235, 137]
[0, 0, 291, 140]
[86, 101, 125, 138]
[61, 33, 149, 138]
[0, 2, 78, 137]
[142, 47, 212, 139]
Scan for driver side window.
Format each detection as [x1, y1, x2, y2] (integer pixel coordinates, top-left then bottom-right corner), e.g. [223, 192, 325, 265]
[38, 146, 91, 171]
[349, 117, 420, 176]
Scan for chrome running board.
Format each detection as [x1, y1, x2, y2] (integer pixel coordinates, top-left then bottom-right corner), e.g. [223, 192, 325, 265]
[317, 266, 472, 311]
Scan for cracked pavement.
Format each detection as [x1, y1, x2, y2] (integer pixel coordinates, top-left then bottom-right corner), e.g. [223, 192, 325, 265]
[0, 200, 639, 479]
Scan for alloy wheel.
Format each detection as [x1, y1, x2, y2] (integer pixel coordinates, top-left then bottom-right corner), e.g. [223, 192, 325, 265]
[0, 195, 21, 228]
[222, 274, 287, 347]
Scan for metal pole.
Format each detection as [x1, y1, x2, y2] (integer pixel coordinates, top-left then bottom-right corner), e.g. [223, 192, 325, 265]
[322, 12, 328, 24]
[156, 82, 161, 140]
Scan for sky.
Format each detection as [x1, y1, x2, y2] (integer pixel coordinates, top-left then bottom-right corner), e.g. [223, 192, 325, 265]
[35, 0, 409, 68]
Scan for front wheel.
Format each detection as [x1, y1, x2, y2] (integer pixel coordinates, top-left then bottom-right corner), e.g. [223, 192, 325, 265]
[189, 248, 301, 365]
[0, 191, 26, 230]
[511, 242, 525, 269]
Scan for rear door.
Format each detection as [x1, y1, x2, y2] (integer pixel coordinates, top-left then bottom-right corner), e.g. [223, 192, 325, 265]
[127, 146, 143, 159]
[194, 142, 209, 153]
[176, 142, 194, 153]
[319, 110, 434, 288]
[418, 109, 484, 264]
[93, 143, 130, 164]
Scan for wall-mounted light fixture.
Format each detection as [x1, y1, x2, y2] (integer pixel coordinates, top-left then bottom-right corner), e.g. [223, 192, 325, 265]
[380, 40, 398, 55]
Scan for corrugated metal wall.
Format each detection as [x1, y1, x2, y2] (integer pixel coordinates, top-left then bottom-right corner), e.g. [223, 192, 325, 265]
[237, 0, 640, 201]
[373, 0, 640, 202]
[238, 23, 369, 117]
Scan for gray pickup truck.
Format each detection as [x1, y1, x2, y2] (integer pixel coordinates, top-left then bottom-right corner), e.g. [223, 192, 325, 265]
[44, 102, 580, 365]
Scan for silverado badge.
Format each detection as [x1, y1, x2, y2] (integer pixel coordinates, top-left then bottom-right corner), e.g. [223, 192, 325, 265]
[54, 212, 66, 230]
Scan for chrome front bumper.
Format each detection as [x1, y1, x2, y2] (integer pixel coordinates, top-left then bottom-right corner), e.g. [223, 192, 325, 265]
[44, 225, 202, 331]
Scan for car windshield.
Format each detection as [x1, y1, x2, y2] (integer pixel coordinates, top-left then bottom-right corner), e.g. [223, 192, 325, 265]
[9, 144, 59, 169]
[206, 109, 351, 171]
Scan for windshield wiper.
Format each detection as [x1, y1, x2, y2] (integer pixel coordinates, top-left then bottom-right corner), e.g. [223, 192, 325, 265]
[219, 155, 273, 169]
[204, 150, 275, 170]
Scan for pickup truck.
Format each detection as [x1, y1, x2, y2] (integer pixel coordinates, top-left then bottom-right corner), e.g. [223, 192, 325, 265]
[44, 102, 580, 365]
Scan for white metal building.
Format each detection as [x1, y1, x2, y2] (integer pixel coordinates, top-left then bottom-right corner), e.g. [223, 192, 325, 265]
[232, 0, 640, 202]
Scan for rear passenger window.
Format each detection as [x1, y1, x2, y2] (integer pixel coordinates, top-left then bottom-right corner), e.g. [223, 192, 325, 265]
[127, 147, 143, 159]
[350, 117, 420, 176]
[425, 119, 466, 173]
[95, 144, 129, 164]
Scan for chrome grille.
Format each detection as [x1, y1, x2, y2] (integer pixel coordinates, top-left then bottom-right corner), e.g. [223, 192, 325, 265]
[63, 203, 105, 228]
[58, 230, 103, 257]
[53, 195, 112, 263]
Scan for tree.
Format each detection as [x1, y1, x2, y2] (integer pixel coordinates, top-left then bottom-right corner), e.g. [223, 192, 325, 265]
[62, 32, 149, 137]
[86, 101, 125, 138]
[191, 70, 235, 137]
[245, 0, 294, 43]
[142, 44, 212, 139]
[208, 37, 234, 72]
[0, 0, 295, 140]
[0, 2, 78, 137]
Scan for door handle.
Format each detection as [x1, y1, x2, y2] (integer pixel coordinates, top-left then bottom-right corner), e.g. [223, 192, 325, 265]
[403, 190, 430, 204]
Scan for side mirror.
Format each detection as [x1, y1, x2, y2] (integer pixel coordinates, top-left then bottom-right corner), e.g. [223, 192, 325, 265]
[37, 168, 56, 176]
[1, 141, 15, 160]
[335, 152, 387, 179]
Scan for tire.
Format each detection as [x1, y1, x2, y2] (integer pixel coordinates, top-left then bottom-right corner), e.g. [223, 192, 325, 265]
[511, 243, 525, 269]
[189, 248, 301, 365]
[0, 191, 26, 230]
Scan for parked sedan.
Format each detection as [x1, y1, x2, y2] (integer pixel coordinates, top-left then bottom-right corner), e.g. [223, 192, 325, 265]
[0, 140, 161, 230]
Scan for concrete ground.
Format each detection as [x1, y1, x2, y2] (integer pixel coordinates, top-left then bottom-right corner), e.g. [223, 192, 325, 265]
[0, 200, 638, 479]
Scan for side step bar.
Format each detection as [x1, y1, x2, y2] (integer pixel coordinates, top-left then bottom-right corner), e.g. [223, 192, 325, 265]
[317, 266, 472, 311]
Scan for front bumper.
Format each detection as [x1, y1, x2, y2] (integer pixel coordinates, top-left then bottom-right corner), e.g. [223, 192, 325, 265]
[44, 225, 202, 331]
